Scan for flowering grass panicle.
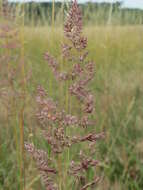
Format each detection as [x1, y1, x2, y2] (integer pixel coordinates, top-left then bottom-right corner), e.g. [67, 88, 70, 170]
[25, 0, 104, 189]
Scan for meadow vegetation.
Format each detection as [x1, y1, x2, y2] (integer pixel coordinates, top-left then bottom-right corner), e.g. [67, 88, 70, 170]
[9, 2, 143, 25]
[0, 1, 143, 190]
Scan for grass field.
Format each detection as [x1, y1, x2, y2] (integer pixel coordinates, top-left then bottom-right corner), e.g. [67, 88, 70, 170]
[0, 24, 143, 190]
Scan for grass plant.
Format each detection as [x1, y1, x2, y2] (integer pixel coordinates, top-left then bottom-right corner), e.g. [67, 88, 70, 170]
[0, 0, 143, 190]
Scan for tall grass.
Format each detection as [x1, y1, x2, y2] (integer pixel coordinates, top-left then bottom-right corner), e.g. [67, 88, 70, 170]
[3, 25, 141, 190]
[0, 1, 28, 189]
[0, 1, 143, 189]
[19, 3, 26, 189]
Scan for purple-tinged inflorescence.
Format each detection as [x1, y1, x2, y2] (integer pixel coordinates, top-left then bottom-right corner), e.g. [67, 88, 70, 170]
[25, 0, 104, 189]
[25, 143, 58, 190]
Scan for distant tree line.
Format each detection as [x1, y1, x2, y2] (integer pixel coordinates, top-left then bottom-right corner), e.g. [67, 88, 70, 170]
[9, 1, 143, 25]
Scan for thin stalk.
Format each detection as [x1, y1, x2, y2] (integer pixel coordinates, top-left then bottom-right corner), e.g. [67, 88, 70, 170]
[64, 39, 70, 190]
[19, 3, 26, 189]
[49, 29, 53, 96]
[65, 79, 70, 183]
[20, 4, 26, 90]
[49, 0, 55, 96]
[58, 26, 64, 190]
[58, 154, 62, 190]
[19, 107, 25, 190]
